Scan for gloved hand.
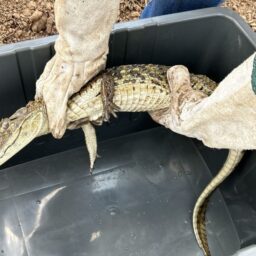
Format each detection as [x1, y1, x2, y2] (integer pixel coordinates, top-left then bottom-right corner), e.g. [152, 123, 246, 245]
[150, 52, 256, 150]
[232, 245, 256, 256]
[35, 0, 120, 139]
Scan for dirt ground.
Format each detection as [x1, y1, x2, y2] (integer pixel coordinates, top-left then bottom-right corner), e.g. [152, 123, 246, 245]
[0, 0, 255, 44]
[223, 0, 256, 29]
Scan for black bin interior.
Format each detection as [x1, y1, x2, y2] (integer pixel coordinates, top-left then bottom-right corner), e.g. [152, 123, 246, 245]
[0, 7, 256, 256]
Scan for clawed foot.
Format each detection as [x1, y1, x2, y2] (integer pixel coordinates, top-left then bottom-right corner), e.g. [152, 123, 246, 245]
[81, 123, 98, 175]
[89, 153, 101, 175]
[101, 74, 120, 122]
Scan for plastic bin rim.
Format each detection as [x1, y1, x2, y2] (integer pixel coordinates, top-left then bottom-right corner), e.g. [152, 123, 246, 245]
[0, 7, 255, 54]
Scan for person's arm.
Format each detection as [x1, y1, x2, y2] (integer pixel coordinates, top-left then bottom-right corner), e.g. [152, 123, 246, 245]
[150, 52, 256, 150]
[35, 0, 120, 139]
[140, 0, 224, 18]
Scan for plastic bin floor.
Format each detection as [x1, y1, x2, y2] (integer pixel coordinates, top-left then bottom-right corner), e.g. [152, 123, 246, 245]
[0, 127, 239, 256]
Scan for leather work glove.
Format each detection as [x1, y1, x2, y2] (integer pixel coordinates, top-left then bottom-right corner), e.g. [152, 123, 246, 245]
[35, 0, 120, 138]
[150, 52, 256, 150]
[232, 245, 256, 256]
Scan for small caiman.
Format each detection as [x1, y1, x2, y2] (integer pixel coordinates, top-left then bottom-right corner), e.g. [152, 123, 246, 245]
[0, 64, 243, 256]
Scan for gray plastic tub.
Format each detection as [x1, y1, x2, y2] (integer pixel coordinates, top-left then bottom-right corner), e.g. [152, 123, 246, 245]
[0, 7, 256, 256]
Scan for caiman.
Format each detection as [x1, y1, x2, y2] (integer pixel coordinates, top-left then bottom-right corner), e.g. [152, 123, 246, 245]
[0, 64, 244, 256]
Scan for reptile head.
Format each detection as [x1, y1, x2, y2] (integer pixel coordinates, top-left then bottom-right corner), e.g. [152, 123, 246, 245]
[0, 101, 47, 166]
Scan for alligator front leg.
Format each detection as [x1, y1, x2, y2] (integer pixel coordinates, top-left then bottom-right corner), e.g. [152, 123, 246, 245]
[81, 122, 98, 174]
[101, 74, 120, 122]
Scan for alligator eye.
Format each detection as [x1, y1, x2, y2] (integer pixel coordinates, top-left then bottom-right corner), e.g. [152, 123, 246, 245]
[10, 107, 27, 120]
[1, 119, 9, 130]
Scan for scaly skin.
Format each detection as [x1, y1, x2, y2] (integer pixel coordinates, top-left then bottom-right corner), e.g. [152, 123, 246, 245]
[0, 64, 217, 168]
[193, 150, 244, 256]
[0, 64, 242, 256]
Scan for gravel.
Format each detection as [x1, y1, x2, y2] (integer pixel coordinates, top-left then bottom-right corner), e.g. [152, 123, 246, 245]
[223, 0, 256, 31]
[0, 0, 56, 44]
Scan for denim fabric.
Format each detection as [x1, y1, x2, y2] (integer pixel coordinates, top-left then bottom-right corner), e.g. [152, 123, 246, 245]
[140, 0, 224, 18]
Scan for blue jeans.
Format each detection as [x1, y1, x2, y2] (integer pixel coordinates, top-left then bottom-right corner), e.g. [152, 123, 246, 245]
[140, 0, 224, 18]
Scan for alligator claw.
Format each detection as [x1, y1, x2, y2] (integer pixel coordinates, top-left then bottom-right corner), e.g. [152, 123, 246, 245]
[101, 74, 120, 122]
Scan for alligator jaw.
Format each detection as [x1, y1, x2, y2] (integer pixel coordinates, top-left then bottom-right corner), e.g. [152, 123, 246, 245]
[0, 107, 47, 167]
